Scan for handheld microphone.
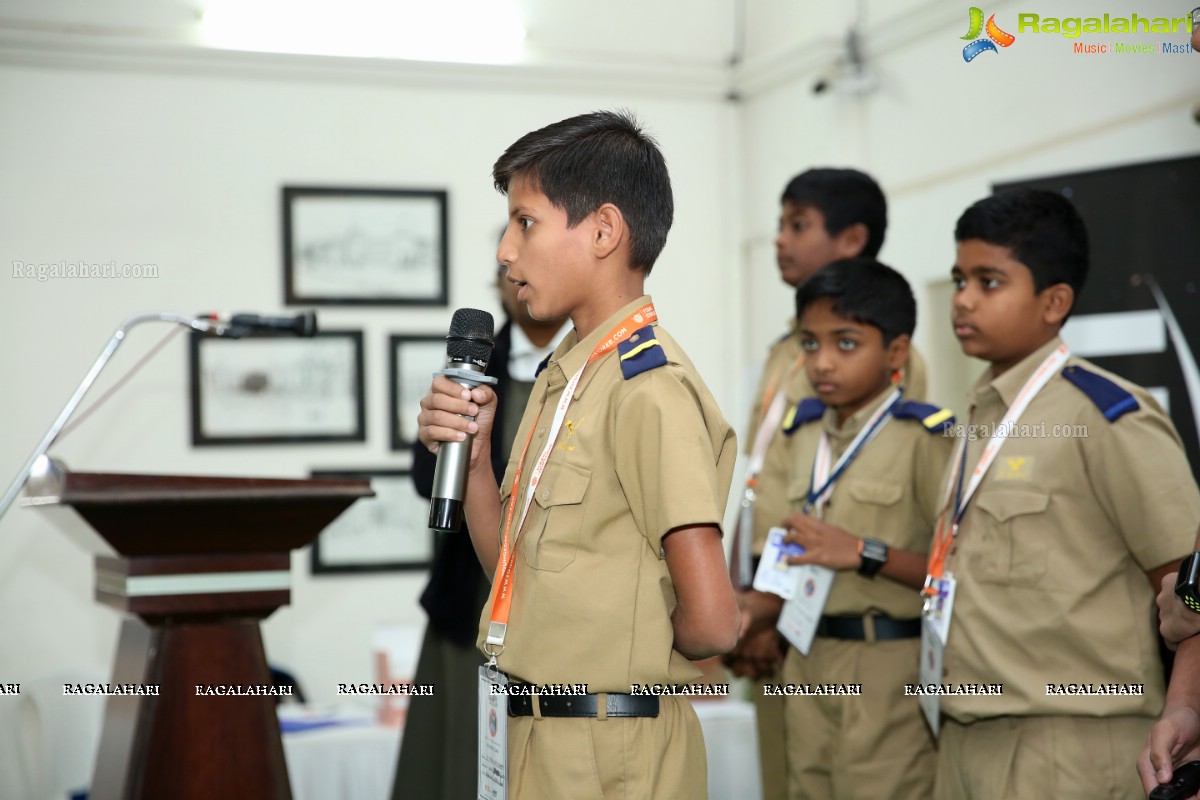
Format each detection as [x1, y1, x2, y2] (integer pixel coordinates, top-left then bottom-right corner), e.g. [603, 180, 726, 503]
[200, 311, 318, 338]
[429, 308, 498, 532]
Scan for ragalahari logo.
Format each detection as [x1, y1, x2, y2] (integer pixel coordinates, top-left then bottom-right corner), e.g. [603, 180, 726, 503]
[961, 7, 1016, 61]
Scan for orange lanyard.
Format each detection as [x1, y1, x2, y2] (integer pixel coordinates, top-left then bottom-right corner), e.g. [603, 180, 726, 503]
[484, 303, 657, 657]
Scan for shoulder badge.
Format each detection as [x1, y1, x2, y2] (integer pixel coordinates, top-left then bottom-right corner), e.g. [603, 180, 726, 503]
[1061, 364, 1139, 422]
[534, 353, 552, 379]
[617, 325, 667, 380]
[893, 400, 955, 434]
[782, 398, 826, 435]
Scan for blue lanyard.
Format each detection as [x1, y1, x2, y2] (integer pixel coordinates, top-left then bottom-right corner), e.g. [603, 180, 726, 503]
[951, 434, 970, 527]
[804, 391, 902, 513]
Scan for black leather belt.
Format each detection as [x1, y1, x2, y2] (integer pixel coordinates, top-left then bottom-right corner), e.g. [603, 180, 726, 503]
[507, 692, 659, 718]
[816, 614, 921, 641]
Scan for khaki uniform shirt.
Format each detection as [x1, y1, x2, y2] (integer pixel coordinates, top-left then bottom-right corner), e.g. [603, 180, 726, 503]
[746, 325, 929, 555]
[478, 295, 737, 692]
[777, 388, 954, 617]
[942, 335, 1200, 721]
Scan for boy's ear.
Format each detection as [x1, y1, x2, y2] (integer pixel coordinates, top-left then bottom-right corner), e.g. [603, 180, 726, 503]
[886, 333, 911, 371]
[592, 203, 627, 260]
[1041, 283, 1075, 327]
[833, 222, 870, 259]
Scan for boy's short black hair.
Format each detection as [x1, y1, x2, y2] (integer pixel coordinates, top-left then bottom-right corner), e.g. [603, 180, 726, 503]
[954, 188, 1090, 296]
[493, 109, 673, 274]
[796, 258, 916, 345]
[781, 168, 888, 258]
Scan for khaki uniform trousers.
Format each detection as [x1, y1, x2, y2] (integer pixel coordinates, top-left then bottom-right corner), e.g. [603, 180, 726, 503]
[934, 714, 1151, 800]
[754, 666, 788, 800]
[508, 695, 708, 799]
[782, 636, 935, 800]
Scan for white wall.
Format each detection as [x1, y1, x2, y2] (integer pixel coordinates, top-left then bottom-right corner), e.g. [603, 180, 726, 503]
[0, 51, 739, 708]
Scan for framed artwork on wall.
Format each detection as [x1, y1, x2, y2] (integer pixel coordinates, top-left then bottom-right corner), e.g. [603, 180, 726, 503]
[189, 330, 366, 445]
[283, 186, 449, 306]
[389, 333, 446, 450]
[310, 468, 433, 573]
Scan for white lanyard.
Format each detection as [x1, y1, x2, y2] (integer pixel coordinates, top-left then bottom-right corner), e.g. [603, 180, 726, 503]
[508, 362, 585, 553]
[944, 344, 1070, 525]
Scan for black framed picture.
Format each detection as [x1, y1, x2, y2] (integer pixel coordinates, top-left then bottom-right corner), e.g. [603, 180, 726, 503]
[189, 330, 366, 445]
[389, 333, 447, 450]
[282, 186, 449, 306]
[310, 468, 433, 573]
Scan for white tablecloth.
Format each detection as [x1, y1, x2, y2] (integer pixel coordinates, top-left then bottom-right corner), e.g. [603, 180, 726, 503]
[282, 710, 402, 800]
[282, 699, 760, 800]
[694, 699, 763, 800]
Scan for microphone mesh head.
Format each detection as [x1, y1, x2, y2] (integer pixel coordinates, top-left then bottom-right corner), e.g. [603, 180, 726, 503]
[446, 308, 495, 367]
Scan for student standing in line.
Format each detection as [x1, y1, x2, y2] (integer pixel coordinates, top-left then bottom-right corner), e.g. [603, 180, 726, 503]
[930, 189, 1200, 799]
[728, 169, 928, 800]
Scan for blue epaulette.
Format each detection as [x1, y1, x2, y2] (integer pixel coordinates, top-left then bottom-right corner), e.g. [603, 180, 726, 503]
[617, 325, 667, 380]
[1061, 364, 1139, 422]
[782, 398, 826, 435]
[893, 400, 955, 434]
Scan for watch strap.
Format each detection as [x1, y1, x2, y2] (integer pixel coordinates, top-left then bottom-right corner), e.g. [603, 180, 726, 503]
[857, 537, 888, 578]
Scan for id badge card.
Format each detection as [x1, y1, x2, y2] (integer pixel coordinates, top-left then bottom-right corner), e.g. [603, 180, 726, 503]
[753, 526, 806, 599]
[775, 564, 834, 655]
[478, 666, 508, 800]
[918, 619, 943, 737]
[925, 573, 956, 645]
[918, 573, 956, 738]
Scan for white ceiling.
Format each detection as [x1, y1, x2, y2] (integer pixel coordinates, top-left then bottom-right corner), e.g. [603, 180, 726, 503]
[0, 0, 739, 67]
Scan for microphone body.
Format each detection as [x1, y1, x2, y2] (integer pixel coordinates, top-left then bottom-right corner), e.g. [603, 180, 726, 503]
[429, 362, 497, 532]
[429, 309, 497, 532]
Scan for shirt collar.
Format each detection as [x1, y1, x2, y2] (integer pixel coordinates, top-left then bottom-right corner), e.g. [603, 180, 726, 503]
[508, 322, 536, 358]
[970, 335, 1065, 410]
[508, 319, 568, 369]
[820, 384, 899, 445]
[541, 295, 656, 399]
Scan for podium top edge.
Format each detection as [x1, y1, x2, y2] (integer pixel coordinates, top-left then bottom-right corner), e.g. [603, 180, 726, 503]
[28, 472, 375, 505]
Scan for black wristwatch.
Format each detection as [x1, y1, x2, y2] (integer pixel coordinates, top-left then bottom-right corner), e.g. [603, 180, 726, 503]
[857, 538, 888, 578]
[1175, 552, 1200, 614]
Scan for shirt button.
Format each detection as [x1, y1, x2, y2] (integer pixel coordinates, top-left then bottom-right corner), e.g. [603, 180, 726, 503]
[538, 426, 546, 436]
[542, 490, 550, 500]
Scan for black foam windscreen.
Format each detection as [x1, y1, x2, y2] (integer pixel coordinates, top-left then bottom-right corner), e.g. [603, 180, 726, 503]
[446, 308, 495, 368]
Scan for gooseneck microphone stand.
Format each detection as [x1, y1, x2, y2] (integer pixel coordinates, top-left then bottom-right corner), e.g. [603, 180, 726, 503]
[0, 311, 247, 522]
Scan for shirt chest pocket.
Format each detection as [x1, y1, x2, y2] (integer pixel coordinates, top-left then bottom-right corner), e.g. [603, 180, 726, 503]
[840, 479, 904, 539]
[787, 477, 901, 512]
[970, 489, 1051, 587]
[519, 461, 591, 572]
[844, 480, 903, 507]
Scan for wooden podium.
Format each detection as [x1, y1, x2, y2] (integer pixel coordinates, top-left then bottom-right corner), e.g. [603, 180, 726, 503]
[25, 462, 373, 800]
